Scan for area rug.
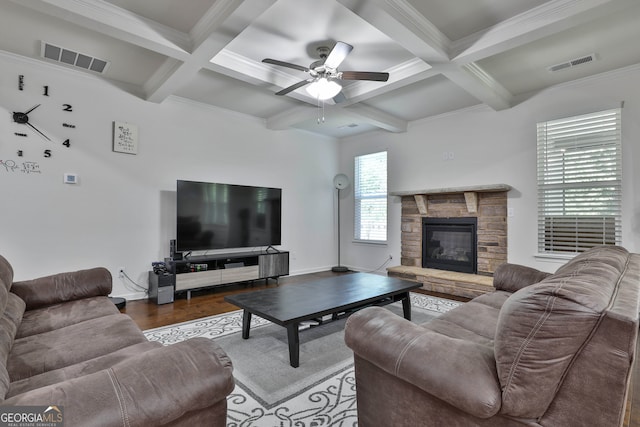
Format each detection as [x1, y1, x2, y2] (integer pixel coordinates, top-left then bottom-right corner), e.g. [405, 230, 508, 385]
[144, 293, 460, 426]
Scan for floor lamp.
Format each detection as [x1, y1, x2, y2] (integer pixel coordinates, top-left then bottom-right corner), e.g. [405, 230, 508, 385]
[332, 173, 350, 272]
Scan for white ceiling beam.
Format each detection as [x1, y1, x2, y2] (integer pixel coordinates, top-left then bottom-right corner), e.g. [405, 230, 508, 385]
[337, 0, 450, 62]
[144, 0, 276, 103]
[11, 0, 191, 59]
[438, 63, 512, 111]
[451, 0, 637, 64]
[341, 104, 408, 133]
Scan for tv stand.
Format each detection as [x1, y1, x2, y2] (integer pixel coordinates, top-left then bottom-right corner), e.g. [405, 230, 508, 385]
[167, 250, 289, 299]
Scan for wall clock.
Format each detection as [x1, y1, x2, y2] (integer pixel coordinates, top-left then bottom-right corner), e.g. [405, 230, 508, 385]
[10, 74, 76, 158]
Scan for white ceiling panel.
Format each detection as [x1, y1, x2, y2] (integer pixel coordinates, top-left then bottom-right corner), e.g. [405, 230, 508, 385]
[406, 0, 549, 41]
[103, 0, 217, 33]
[364, 75, 481, 121]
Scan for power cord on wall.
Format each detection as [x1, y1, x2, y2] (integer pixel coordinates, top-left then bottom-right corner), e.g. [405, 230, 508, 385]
[365, 254, 394, 274]
[119, 269, 148, 295]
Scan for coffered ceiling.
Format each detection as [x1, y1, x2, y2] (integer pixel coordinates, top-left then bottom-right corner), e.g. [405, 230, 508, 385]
[1, 0, 638, 138]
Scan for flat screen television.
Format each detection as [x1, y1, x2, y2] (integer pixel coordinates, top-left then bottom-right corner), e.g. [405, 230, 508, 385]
[176, 180, 282, 252]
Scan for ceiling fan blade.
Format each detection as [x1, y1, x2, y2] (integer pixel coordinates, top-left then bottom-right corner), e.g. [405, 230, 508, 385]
[333, 92, 348, 104]
[275, 79, 311, 96]
[340, 71, 389, 82]
[324, 42, 353, 69]
[262, 58, 310, 73]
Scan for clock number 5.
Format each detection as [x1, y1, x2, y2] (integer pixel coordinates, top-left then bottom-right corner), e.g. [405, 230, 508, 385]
[62, 104, 72, 112]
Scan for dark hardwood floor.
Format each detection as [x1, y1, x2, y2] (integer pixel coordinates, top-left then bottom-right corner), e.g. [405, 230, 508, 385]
[121, 271, 639, 427]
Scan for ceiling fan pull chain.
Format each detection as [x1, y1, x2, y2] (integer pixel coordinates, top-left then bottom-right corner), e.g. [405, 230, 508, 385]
[317, 96, 325, 124]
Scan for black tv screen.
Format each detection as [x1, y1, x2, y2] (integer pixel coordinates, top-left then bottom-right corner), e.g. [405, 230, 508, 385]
[176, 180, 282, 252]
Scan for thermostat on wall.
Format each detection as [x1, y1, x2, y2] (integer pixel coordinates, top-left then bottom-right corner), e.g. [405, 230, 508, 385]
[63, 173, 78, 184]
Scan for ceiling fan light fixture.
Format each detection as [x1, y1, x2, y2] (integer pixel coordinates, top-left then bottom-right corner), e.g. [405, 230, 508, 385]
[306, 77, 342, 100]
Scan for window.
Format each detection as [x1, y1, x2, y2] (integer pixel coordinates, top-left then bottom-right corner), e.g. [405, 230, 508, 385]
[354, 151, 387, 242]
[537, 109, 621, 254]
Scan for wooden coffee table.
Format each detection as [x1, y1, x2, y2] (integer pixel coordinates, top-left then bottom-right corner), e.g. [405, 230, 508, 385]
[224, 272, 421, 367]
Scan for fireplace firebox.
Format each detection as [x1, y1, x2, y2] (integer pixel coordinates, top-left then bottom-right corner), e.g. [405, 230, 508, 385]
[422, 217, 477, 274]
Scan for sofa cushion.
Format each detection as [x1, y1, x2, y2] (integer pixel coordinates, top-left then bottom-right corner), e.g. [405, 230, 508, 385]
[0, 295, 26, 364]
[8, 314, 148, 381]
[0, 278, 7, 318]
[11, 267, 112, 310]
[493, 263, 551, 293]
[495, 245, 630, 418]
[7, 341, 162, 398]
[0, 294, 26, 400]
[423, 291, 510, 347]
[0, 256, 13, 296]
[16, 296, 119, 339]
[4, 338, 234, 427]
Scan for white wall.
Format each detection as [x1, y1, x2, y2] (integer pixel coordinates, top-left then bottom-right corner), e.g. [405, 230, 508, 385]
[0, 54, 339, 298]
[339, 65, 640, 273]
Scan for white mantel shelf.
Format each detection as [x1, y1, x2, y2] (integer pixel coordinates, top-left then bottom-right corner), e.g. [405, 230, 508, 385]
[389, 184, 511, 197]
[389, 184, 511, 215]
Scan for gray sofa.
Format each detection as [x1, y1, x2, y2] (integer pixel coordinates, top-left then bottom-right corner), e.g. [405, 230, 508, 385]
[345, 245, 639, 426]
[0, 255, 234, 426]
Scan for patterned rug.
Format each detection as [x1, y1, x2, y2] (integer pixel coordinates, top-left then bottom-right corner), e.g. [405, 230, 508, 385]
[144, 293, 460, 426]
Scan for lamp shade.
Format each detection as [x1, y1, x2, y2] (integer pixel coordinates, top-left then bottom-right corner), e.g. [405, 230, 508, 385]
[306, 78, 342, 100]
[333, 173, 349, 190]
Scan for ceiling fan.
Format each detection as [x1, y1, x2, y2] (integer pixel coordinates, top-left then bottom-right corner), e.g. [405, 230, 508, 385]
[262, 41, 389, 103]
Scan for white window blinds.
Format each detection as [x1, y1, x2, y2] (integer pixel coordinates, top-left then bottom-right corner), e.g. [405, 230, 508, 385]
[537, 108, 622, 254]
[354, 151, 387, 242]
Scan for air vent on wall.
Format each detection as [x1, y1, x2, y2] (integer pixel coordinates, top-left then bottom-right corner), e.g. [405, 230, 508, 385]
[41, 41, 110, 74]
[548, 54, 597, 72]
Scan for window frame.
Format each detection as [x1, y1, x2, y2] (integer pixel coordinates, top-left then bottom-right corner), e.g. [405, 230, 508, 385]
[354, 151, 388, 244]
[536, 108, 622, 255]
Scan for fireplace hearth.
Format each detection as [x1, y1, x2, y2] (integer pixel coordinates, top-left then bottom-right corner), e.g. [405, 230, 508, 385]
[422, 217, 477, 274]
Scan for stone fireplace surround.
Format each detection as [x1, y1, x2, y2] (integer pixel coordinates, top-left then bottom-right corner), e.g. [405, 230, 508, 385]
[387, 184, 510, 298]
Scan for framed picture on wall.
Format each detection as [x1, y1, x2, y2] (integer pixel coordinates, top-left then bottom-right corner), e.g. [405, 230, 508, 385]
[112, 121, 138, 154]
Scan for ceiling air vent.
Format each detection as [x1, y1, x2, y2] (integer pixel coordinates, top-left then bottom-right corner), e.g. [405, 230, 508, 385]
[41, 42, 110, 74]
[338, 123, 359, 129]
[548, 54, 597, 72]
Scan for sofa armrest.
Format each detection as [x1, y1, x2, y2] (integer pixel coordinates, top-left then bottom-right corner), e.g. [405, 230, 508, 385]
[492, 263, 551, 293]
[345, 307, 501, 419]
[11, 267, 112, 310]
[4, 338, 234, 426]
